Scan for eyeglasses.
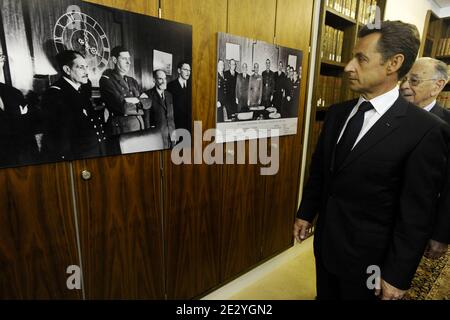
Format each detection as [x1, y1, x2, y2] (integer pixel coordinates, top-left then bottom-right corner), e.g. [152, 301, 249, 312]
[401, 77, 437, 87]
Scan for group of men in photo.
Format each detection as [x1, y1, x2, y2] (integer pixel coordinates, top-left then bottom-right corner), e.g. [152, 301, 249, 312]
[0, 45, 192, 167]
[217, 57, 300, 122]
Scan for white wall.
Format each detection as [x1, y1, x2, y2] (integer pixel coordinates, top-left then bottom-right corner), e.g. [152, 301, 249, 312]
[384, 0, 440, 38]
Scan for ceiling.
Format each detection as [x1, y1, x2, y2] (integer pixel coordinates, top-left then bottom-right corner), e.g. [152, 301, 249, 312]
[433, 0, 450, 8]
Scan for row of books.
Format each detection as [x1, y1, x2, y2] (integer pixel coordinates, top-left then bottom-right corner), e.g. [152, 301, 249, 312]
[321, 26, 344, 63]
[316, 75, 342, 108]
[325, 0, 357, 19]
[435, 35, 450, 57]
[437, 91, 450, 109]
[358, 0, 380, 26]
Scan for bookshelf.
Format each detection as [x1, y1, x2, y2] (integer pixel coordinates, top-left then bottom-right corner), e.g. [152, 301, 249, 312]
[421, 11, 450, 108]
[306, 0, 386, 175]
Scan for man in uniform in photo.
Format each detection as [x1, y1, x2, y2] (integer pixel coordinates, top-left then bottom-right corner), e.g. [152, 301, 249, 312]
[262, 58, 275, 108]
[41, 50, 107, 161]
[217, 59, 227, 122]
[145, 69, 176, 149]
[99, 45, 151, 151]
[400, 57, 450, 260]
[167, 61, 192, 133]
[248, 62, 263, 110]
[236, 62, 250, 113]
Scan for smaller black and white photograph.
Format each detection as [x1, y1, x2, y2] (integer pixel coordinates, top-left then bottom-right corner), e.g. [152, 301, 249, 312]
[215, 32, 302, 143]
[0, 0, 192, 169]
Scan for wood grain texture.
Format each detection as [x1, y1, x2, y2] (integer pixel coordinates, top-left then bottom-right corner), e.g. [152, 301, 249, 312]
[0, 163, 81, 299]
[74, 153, 164, 299]
[160, 0, 226, 299]
[261, 0, 314, 259]
[75, 0, 163, 300]
[220, 0, 277, 282]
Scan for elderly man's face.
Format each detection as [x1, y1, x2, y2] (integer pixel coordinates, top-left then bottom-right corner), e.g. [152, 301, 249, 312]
[154, 70, 167, 90]
[230, 59, 236, 71]
[400, 60, 445, 107]
[65, 55, 89, 85]
[242, 63, 248, 74]
[254, 63, 259, 74]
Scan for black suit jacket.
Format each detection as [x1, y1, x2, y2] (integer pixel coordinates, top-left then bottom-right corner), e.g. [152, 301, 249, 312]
[0, 83, 39, 167]
[145, 88, 176, 149]
[167, 79, 192, 133]
[298, 95, 449, 290]
[430, 103, 450, 244]
[41, 78, 107, 161]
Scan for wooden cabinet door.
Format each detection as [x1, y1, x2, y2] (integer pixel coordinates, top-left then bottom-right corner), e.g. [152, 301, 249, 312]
[219, 0, 277, 282]
[261, 0, 314, 259]
[75, 0, 164, 300]
[0, 163, 81, 299]
[160, 0, 226, 299]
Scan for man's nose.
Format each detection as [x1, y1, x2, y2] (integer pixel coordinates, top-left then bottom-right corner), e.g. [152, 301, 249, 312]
[344, 58, 356, 73]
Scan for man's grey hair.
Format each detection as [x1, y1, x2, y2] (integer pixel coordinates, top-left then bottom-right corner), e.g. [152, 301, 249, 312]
[433, 59, 449, 81]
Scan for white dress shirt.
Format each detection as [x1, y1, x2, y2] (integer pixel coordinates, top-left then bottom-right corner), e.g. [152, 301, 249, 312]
[178, 78, 187, 89]
[423, 100, 436, 112]
[337, 86, 399, 149]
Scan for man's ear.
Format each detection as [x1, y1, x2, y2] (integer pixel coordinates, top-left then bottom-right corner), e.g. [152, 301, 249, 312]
[432, 79, 447, 97]
[62, 65, 71, 77]
[387, 53, 404, 75]
[112, 56, 117, 64]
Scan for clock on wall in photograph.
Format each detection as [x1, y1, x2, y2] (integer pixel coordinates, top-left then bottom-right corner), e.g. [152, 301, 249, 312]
[53, 5, 111, 79]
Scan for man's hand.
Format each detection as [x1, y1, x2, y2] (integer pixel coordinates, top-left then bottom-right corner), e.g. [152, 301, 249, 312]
[125, 97, 140, 104]
[293, 218, 312, 243]
[375, 279, 406, 300]
[424, 239, 448, 259]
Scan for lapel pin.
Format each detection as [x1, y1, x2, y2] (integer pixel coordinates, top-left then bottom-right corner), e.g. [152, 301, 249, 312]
[385, 122, 391, 127]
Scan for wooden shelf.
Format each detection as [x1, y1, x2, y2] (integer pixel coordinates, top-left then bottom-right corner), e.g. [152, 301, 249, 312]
[321, 59, 347, 69]
[325, 7, 356, 29]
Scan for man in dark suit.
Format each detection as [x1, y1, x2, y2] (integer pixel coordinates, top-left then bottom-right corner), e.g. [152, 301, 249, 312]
[167, 62, 192, 133]
[400, 57, 450, 259]
[273, 61, 286, 111]
[145, 70, 176, 149]
[294, 21, 450, 300]
[41, 50, 108, 161]
[224, 59, 239, 118]
[236, 62, 250, 113]
[0, 51, 39, 167]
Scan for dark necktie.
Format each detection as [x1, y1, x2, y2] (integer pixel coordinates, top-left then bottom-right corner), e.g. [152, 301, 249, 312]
[334, 101, 374, 169]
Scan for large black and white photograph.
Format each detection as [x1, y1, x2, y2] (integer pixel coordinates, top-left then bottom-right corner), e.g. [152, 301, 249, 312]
[0, 0, 192, 169]
[216, 32, 302, 143]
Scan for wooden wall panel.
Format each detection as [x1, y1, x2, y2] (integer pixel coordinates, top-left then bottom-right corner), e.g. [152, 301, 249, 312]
[160, 0, 226, 299]
[220, 0, 277, 281]
[261, 0, 313, 259]
[76, 0, 162, 300]
[74, 153, 164, 299]
[0, 164, 80, 299]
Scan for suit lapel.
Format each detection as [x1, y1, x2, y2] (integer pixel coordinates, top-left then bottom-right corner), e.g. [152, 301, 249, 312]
[430, 104, 444, 118]
[336, 96, 407, 172]
[328, 101, 357, 171]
